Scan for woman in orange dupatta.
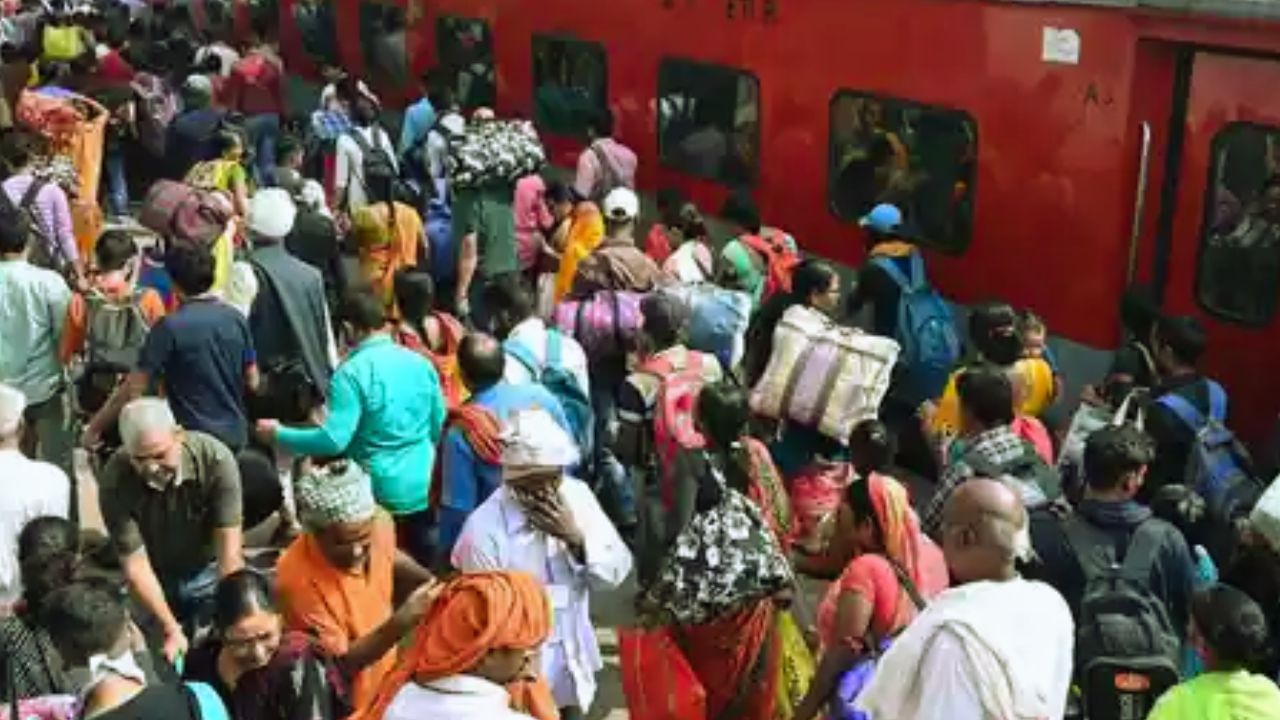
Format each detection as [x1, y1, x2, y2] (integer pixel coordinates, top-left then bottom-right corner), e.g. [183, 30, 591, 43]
[792, 463, 950, 720]
[547, 181, 604, 302]
[356, 571, 558, 720]
[353, 176, 422, 319]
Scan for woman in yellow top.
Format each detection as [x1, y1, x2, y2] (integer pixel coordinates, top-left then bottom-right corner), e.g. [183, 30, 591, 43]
[352, 176, 423, 319]
[923, 302, 1056, 436]
[183, 131, 251, 294]
[546, 181, 604, 302]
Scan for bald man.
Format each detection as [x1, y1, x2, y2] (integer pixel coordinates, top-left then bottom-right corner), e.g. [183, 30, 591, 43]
[856, 480, 1074, 720]
[437, 333, 573, 564]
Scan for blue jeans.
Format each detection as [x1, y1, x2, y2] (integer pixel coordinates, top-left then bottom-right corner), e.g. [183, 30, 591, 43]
[244, 113, 280, 187]
[589, 358, 636, 532]
[104, 143, 128, 217]
[161, 562, 220, 640]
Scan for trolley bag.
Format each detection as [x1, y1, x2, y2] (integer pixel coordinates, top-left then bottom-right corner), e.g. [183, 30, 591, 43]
[553, 290, 644, 358]
[618, 627, 706, 720]
[139, 180, 234, 246]
[750, 305, 900, 443]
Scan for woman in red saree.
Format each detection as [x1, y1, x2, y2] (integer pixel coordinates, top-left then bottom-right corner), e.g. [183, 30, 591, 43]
[639, 382, 796, 720]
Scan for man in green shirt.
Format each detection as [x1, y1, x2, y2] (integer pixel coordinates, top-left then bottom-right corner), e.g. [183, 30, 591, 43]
[453, 180, 517, 327]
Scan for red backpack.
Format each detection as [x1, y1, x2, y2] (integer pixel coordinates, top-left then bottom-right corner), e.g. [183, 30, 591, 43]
[740, 230, 800, 301]
[638, 349, 712, 510]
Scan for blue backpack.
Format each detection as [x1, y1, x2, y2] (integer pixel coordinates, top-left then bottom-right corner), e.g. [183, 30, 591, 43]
[1156, 381, 1262, 524]
[870, 252, 960, 405]
[505, 330, 595, 460]
[185, 681, 230, 720]
[425, 198, 456, 284]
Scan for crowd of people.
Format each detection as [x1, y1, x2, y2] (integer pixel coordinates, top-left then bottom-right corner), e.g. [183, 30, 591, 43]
[1, 2, 1280, 720]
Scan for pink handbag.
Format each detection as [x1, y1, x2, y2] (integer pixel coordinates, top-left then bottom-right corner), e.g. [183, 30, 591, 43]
[553, 290, 644, 357]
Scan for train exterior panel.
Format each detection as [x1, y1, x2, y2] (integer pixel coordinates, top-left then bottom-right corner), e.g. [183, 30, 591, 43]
[200, 0, 1280, 441]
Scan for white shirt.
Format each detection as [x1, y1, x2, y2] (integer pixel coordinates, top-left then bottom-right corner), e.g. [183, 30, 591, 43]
[503, 317, 591, 399]
[452, 477, 632, 712]
[194, 43, 240, 77]
[383, 675, 534, 720]
[335, 125, 398, 211]
[0, 448, 70, 606]
[319, 80, 376, 114]
[858, 578, 1074, 720]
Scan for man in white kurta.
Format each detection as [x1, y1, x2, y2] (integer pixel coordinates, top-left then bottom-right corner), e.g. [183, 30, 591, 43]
[453, 408, 633, 717]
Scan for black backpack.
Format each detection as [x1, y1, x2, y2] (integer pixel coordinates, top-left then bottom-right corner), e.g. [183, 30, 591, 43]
[1063, 517, 1180, 720]
[346, 127, 399, 201]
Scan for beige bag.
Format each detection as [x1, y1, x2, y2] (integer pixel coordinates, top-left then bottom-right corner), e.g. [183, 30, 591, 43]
[750, 305, 899, 442]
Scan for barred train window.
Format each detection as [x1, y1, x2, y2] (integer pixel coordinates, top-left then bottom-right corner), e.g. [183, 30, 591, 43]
[532, 35, 607, 138]
[829, 91, 977, 254]
[359, 1, 409, 87]
[437, 16, 495, 111]
[292, 0, 339, 67]
[657, 59, 759, 186]
[1199, 123, 1280, 326]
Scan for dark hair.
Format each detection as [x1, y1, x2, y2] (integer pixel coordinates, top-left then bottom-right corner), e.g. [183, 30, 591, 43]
[427, 83, 456, 113]
[480, 276, 534, 331]
[93, 230, 138, 271]
[393, 268, 436, 329]
[1017, 309, 1046, 336]
[340, 290, 387, 333]
[1155, 314, 1207, 366]
[720, 191, 761, 234]
[276, 134, 303, 161]
[656, 187, 686, 225]
[588, 107, 614, 138]
[18, 516, 79, 616]
[1151, 485, 1209, 550]
[640, 293, 686, 350]
[544, 179, 574, 207]
[694, 383, 752, 511]
[0, 205, 30, 255]
[41, 580, 128, 664]
[968, 301, 1023, 366]
[214, 129, 242, 158]
[457, 333, 505, 392]
[845, 476, 883, 545]
[353, 96, 380, 127]
[792, 260, 838, 309]
[1120, 284, 1160, 342]
[164, 242, 216, 296]
[1191, 584, 1272, 671]
[0, 129, 35, 171]
[850, 419, 894, 478]
[956, 364, 1015, 428]
[1083, 424, 1156, 492]
[213, 570, 276, 634]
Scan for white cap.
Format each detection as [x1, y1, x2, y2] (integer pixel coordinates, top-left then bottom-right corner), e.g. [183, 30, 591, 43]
[248, 188, 298, 239]
[603, 187, 639, 222]
[500, 408, 580, 469]
[0, 384, 26, 437]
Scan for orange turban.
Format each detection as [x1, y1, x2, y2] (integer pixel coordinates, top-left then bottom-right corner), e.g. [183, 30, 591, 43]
[357, 571, 558, 720]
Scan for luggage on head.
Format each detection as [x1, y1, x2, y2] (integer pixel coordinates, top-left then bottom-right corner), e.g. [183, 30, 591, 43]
[447, 118, 545, 191]
[1063, 517, 1180, 720]
[553, 290, 644, 358]
[661, 284, 752, 372]
[139, 180, 235, 247]
[750, 304, 900, 443]
[1157, 379, 1264, 563]
[869, 250, 960, 406]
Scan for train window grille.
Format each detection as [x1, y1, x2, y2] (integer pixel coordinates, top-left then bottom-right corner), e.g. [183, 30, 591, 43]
[532, 34, 607, 139]
[437, 16, 496, 112]
[1197, 122, 1280, 327]
[657, 58, 760, 186]
[828, 90, 978, 255]
[292, 0, 339, 68]
[359, 1, 410, 89]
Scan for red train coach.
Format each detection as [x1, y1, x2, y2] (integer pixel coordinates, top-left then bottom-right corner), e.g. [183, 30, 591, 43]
[197, 0, 1280, 443]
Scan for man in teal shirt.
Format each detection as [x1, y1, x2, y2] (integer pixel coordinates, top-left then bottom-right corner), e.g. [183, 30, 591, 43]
[256, 291, 446, 565]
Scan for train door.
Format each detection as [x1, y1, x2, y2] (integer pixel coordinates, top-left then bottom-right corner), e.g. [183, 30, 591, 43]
[1160, 51, 1280, 442]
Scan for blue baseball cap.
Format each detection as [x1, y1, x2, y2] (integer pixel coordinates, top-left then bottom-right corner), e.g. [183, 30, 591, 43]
[859, 203, 903, 233]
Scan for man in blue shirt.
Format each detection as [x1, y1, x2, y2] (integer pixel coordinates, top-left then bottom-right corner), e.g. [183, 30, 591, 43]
[437, 333, 571, 564]
[397, 69, 437, 185]
[256, 290, 446, 566]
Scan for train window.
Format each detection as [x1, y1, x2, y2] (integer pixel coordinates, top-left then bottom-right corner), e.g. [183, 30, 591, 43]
[248, 0, 279, 35]
[532, 35, 607, 138]
[201, 0, 234, 42]
[1198, 123, 1280, 326]
[292, 0, 339, 68]
[828, 92, 977, 254]
[359, 2, 409, 87]
[437, 16, 495, 111]
[657, 59, 759, 186]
